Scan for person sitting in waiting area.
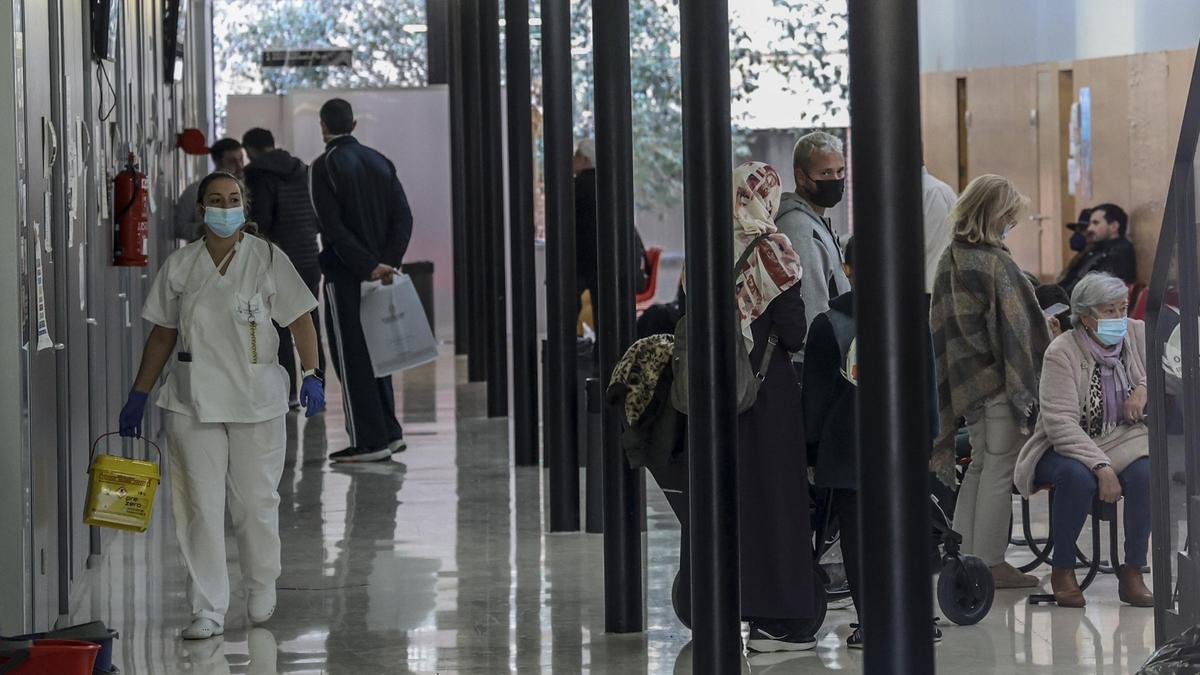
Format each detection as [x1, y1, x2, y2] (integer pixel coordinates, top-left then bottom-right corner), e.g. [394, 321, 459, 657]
[1013, 272, 1152, 609]
[1057, 203, 1137, 294]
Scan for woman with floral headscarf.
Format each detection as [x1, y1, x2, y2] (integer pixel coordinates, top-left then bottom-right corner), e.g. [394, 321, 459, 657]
[730, 162, 818, 653]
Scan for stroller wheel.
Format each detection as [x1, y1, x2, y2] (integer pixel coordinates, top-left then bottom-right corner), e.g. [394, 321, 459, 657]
[938, 554, 994, 626]
[672, 571, 692, 630]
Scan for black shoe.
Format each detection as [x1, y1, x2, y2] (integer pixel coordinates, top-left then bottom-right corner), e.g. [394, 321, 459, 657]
[746, 625, 816, 653]
[389, 438, 407, 454]
[847, 624, 863, 650]
[846, 620, 939, 650]
[330, 446, 392, 463]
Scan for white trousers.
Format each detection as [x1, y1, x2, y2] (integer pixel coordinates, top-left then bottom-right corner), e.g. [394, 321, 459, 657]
[953, 397, 1023, 567]
[165, 410, 287, 623]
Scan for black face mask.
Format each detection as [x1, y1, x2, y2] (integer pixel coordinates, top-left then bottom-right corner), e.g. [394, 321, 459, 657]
[806, 176, 845, 208]
[1069, 231, 1087, 252]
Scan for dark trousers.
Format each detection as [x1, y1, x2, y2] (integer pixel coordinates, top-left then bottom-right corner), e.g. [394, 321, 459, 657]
[831, 488, 862, 620]
[277, 266, 326, 402]
[324, 265, 403, 449]
[1033, 451, 1151, 568]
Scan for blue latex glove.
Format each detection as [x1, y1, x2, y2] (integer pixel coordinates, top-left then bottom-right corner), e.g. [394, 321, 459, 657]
[119, 391, 149, 437]
[299, 375, 325, 417]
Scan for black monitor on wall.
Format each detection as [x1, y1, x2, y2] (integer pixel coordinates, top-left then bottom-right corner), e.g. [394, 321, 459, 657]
[90, 0, 119, 62]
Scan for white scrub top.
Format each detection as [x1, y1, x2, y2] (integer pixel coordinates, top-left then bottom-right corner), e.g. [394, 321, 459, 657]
[143, 234, 318, 423]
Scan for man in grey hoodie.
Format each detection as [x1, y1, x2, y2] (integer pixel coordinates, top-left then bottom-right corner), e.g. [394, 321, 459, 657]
[774, 130, 851, 361]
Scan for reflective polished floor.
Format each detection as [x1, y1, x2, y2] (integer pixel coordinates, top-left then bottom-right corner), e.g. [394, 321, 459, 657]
[69, 348, 1159, 673]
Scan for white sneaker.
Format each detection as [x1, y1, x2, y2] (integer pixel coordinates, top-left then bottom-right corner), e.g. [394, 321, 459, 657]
[389, 438, 407, 454]
[182, 617, 224, 640]
[248, 589, 277, 624]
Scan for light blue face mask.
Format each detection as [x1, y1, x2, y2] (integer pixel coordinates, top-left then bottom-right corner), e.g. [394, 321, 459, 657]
[203, 205, 246, 238]
[1095, 317, 1129, 346]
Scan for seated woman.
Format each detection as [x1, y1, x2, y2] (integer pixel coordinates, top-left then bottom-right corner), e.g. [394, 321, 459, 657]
[1014, 272, 1152, 608]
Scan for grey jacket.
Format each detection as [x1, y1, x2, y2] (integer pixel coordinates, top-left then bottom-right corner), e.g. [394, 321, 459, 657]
[774, 192, 849, 358]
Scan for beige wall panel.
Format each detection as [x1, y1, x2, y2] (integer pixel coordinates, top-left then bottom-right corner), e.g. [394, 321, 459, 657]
[1127, 52, 1170, 284]
[920, 72, 960, 187]
[966, 65, 1042, 274]
[1167, 49, 1197, 160]
[1036, 67, 1064, 280]
[1073, 56, 1133, 214]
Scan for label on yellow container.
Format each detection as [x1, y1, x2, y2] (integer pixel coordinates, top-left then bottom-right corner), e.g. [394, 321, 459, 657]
[84, 454, 160, 533]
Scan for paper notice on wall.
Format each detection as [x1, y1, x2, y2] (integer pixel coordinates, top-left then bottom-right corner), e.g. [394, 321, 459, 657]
[33, 221, 52, 351]
[42, 191, 52, 253]
[79, 243, 87, 312]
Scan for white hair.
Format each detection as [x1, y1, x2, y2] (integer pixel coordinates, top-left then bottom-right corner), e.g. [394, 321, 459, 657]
[792, 131, 844, 172]
[1070, 272, 1129, 325]
[574, 138, 596, 166]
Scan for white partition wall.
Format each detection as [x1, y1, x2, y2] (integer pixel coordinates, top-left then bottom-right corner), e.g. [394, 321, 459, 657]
[228, 88, 457, 340]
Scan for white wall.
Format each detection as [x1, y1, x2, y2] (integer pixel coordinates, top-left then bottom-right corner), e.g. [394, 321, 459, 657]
[919, 0, 1200, 72]
[227, 88, 456, 341]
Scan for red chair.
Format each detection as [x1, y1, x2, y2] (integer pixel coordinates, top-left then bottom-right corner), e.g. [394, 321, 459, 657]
[635, 246, 663, 312]
[1131, 285, 1149, 321]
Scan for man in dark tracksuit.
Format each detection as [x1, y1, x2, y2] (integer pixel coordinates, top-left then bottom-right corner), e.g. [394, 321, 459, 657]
[242, 127, 325, 409]
[309, 98, 414, 463]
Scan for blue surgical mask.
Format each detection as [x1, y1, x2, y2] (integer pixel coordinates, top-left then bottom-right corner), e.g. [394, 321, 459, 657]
[1001, 221, 1016, 240]
[203, 205, 245, 238]
[1095, 318, 1128, 346]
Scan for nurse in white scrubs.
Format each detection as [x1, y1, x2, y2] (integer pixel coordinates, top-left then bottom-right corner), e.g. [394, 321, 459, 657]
[117, 171, 325, 640]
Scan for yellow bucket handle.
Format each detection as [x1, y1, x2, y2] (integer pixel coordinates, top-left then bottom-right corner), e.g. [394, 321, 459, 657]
[88, 432, 163, 473]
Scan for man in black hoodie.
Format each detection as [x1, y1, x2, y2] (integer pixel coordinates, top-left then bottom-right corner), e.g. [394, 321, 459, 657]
[242, 127, 325, 409]
[310, 98, 414, 463]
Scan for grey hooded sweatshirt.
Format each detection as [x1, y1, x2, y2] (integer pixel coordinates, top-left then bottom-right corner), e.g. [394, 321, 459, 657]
[774, 192, 849, 360]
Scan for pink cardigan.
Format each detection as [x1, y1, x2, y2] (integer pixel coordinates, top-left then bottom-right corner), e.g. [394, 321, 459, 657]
[1013, 320, 1149, 497]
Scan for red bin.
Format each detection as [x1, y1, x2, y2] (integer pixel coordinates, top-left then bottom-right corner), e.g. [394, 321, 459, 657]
[0, 639, 99, 675]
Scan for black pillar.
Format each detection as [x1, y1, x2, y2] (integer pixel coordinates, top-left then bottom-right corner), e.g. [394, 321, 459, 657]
[505, 0, 538, 460]
[447, 0, 470, 355]
[480, 0, 510, 417]
[848, 1, 936, 672]
[679, 0, 740, 669]
[427, 0, 449, 85]
[542, 0, 579, 532]
[594, 0, 642, 634]
[462, 0, 488, 381]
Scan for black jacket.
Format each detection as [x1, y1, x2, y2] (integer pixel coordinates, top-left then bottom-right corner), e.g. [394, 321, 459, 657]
[244, 149, 321, 273]
[1058, 236, 1137, 294]
[310, 136, 413, 280]
[574, 168, 647, 303]
[803, 291, 940, 489]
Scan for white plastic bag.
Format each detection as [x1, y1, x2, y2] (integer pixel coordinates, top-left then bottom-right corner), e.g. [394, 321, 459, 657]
[359, 275, 438, 377]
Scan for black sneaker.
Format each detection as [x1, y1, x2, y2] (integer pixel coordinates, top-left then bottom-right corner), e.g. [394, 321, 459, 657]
[746, 625, 816, 653]
[330, 447, 392, 463]
[846, 620, 939, 650]
[847, 624, 863, 650]
[389, 438, 407, 454]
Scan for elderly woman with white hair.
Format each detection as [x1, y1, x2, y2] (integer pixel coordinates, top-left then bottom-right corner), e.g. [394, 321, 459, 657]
[1014, 272, 1152, 608]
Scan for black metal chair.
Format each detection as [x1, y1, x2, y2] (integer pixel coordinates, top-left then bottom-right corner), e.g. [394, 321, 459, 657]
[1018, 486, 1121, 605]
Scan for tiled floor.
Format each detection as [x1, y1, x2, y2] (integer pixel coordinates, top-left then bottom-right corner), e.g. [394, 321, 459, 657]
[68, 348, 1161, 673]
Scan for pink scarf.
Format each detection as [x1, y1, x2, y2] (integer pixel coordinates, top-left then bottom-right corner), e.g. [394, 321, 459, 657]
[732, 162, 803, 350]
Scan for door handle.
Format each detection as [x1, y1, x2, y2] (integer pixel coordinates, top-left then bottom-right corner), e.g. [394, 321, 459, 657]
[43, 117, 59, 178]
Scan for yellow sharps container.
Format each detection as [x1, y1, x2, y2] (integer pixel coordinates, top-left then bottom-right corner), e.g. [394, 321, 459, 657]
[84, 432, 162, 533]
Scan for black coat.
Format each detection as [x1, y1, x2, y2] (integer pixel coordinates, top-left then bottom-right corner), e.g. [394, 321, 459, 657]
[311, 136, 413, 280]
[802, 291, 857, 489]
[574, 168, 648, 303]
[1058, 237, 1137, 293]
[736, 282, 815, 620]
[244, 149, 321, 274]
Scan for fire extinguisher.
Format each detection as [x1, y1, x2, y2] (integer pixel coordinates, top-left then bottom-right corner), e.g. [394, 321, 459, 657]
[112, 153, 149, 267]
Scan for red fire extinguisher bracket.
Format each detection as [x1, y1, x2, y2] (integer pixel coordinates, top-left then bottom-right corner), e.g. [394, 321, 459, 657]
[113, 153, 150, 267]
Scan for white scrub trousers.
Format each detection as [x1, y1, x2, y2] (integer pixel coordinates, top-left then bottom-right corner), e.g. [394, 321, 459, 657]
[165, 410, 287, 623]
